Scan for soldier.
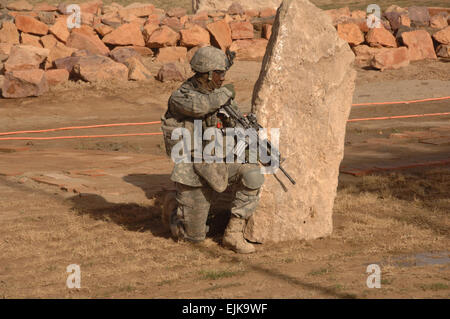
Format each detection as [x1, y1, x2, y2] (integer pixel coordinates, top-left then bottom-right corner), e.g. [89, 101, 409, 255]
[161, 46, 265, 254]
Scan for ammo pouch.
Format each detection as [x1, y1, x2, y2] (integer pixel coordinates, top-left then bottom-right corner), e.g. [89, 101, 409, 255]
[161, 116, 185, 157]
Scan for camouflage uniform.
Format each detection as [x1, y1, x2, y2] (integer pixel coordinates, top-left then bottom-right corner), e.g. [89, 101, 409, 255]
[161, 47, 264, 252]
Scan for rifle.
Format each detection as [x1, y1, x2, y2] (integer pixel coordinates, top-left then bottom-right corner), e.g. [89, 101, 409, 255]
[220, 101, 296, 187]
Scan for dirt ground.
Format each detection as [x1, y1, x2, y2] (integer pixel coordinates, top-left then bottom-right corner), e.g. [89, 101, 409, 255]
[0, 53, 449, 299]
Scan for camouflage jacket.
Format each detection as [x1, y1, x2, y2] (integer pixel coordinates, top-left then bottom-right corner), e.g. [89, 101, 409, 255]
[162, 77, 236, 189]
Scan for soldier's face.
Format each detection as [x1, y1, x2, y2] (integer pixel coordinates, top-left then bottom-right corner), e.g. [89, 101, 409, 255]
[211, 70, 226, 89]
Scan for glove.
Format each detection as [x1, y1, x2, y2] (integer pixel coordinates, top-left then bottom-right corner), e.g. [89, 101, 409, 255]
[223, 83, 236, 100]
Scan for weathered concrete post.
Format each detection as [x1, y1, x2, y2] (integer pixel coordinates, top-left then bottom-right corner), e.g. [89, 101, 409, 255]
[245, 0, 356, 243]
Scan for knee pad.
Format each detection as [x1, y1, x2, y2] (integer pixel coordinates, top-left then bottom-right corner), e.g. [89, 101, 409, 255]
[240, 166, 265, 190]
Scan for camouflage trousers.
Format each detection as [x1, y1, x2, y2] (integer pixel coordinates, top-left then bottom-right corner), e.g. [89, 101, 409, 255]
[175, 163, 262, 242]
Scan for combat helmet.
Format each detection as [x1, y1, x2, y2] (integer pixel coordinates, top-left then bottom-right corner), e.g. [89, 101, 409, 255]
[190, 46, 231, 73]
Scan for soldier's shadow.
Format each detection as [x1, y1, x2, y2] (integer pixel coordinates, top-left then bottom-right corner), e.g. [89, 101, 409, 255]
[68, 174, 173, 239]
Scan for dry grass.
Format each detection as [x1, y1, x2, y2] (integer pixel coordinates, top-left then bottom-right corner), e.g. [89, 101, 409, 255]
[1, 165, 448, 298]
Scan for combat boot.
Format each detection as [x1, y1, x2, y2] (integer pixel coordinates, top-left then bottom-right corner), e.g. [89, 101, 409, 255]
[222, 216, 255, 254]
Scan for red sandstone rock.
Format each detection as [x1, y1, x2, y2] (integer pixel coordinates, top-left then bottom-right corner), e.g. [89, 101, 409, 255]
[66, 30, 110, 56]
[180, 25, 210, 47]
[433, 26, 450, 45]
[20, 33, 43, 48]
[49, 18, 70, 43]
[15, 15, 49, 35]
[157, 62, 185, 82]
[0, 22, 20, 44]
[4, 45, 49, 71]
[402, 30, 437, 60]
[262, 24, 272, 40]
[45, 68, 69, 86]
[229, 38, 268, 60]
[72, 55, 128, 82]
[206, 20, 232, 51]
[230, 21, 254, 40]
[156, 46, 187, 63]
[337, 22, 364, 46]
[366, 27, 397, 48]
[102, 23, 145, 46]
[146, 26, 180, 48]
[2, 69, 48, 98]
[371, 47, 410, 71]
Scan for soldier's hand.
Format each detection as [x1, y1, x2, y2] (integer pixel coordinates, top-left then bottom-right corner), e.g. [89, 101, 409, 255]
[223, 83, 236, 99]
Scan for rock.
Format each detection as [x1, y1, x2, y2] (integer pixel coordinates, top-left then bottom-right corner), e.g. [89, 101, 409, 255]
[352, 45, 389, 67]
[156, 62, 186, 82]
[49, 18, 70, 43]
[143, 22, 159, 42]
[118, 3, 154, 18]
[259, 7, 277, 18]
[54, 56, 80, 73]
[37, 11, 57, 25]
[366, 27, 397, 48]
[45, 68, 69, 86]
[160, 17, 183, 32]
[430, 14, 448, 29]
[102, 23, 145, 46]
[384, 12, 411, 30]
[428, 7, 450, 17]
[66, 30, 110, 56]
[71, 49, 90, 57]
[167, 7, 187, 18]
[72, 55, 128, 82]
[0, 42, 13, 55]
[408, 6, 430, 26]
[4, 44, 49, 71]
[101, 14, 122, 29]
[262, 23, 272, 40]
[436, 44, 450, 58]
[33, 3, 58, 12]
[0, 21, 20, 44]
[0, 75, 3, 90]
[15, 14, 49, 35]
[123, 56, 152, 81]
[433, 26, 450, 45]
[20, 32, 43, 48]
[2, 69, 48, 98]
[47, 42, 77, 67]
[156, 46, 187, 63]
[94, 23, 113, 37]
[351, 10, 366, 20]
[371, 47, 409, 71]
[146, 26, 180, 48]
[230, 21, 254, 40]
[40, 34, 58, 49]
[206, 19, 232, 51]
[245, 0, 356, 243]
[124, 45, 153, 56]
[6, 0, 33, 11]
[193, 0, 281, 13]
[325, 7, 351, 26]
[228, 2, 244, 15]
[79, 1, 102, 15]
[229, 38, 267, 60]
[109, 46, 141, 64]
[336, 22, 364, 46]
[180, 24, 210, 47]
[402, 30, 437, 60]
